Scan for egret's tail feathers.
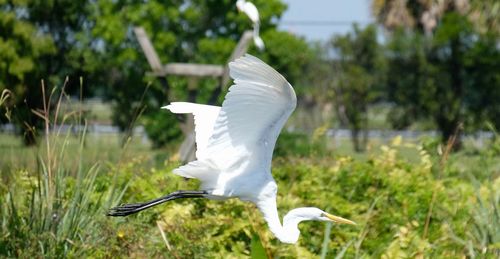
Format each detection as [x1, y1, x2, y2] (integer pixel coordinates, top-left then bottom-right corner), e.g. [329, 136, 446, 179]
[162, 102, 214, 114]
[173, 161, 202, 178]
[162, 102, 221, 159]
[174, 160, 219, 190]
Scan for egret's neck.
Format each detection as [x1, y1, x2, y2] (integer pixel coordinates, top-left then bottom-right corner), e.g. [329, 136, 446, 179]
[256, 198, 302, 244]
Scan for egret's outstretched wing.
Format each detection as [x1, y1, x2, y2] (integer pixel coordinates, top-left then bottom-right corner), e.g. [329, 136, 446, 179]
[243, 2, 260, 24]
[203, 54, 296, 169]
[237, 0, 260, 24]
[163, 102, 220, 159]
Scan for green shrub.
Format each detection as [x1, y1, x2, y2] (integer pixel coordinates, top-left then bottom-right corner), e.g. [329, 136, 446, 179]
[274, 130, 327, 158]
[2, 87, 499, 258]
[143, 111, 182, 149]
[95, 139, 498, 258]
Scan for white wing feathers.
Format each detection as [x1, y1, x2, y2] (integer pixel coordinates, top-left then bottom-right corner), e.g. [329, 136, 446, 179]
[243, 2, 260, 24]
[204, 54, 296, 169]
[162, 102, 220, 159]
[169, 55, 296, 184]
[237, 0, 264, 50]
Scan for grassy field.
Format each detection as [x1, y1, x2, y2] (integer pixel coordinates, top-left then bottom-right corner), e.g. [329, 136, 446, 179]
[1, 123, 499, 258]
[0, 132, 165, 173]
[0, 92, 499, 258]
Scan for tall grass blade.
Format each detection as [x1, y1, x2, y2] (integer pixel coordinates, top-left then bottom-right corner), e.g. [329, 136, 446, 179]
[335, 240, 353, 259]
[320, 222, 333, 259]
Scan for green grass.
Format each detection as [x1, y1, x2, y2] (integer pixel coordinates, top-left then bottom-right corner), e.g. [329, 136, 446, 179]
[288, 102, 440, 133]
[1, 91, 499, 257]
[0, 132, 173, 176]
[0, 127, 126, 257]
[57, 98, 113, 124]
[2, 128, 499, 257]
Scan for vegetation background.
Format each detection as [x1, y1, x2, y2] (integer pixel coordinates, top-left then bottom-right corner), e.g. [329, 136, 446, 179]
[0, 0, 499, 257]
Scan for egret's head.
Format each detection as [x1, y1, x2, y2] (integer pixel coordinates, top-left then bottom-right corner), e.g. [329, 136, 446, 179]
[286, 207, 356, 225]
[319, 210, 356, 224]
[278, 207, 355, 244]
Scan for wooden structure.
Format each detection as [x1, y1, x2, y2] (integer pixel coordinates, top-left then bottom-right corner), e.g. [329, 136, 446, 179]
[134, 27, 254, 162]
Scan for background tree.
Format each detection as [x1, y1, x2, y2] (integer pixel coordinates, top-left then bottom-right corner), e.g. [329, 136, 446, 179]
[1, 0, 107, 144]
[90, 0, 313, 147]
[0, 1, 56, 144]
[372, 0, 499, 147]
[462, 32, 500, 131]
[26, 0, 97, 93]
[371, 0, 470, 34]
[330, 24, 384, 152]
[0, 0, 319, 148]
[385, 29, 434, 130]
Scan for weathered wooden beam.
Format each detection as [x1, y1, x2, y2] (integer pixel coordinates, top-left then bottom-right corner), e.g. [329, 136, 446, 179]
[179, 130, 196, 163]
[228, 30, 254, 63]
[156, 63, 224, 77]
[133, 27, 164, 74]
[133, 27, 254, 164]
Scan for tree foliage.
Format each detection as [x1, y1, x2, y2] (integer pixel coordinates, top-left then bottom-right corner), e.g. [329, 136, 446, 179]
[88, 0, 296, 147]
[370, 0, 500, 146]
[330, 25, 385, 152]
[370, 0, 495, 34]
[0, 2, 56, 144]
[385, 11, 499, 144]
[0, 0, 319, 147]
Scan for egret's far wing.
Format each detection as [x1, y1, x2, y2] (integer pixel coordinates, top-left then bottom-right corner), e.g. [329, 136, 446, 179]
[204, 54, 296, 169]
[244, 2, 260, 24]
[163, 102, 221, 159]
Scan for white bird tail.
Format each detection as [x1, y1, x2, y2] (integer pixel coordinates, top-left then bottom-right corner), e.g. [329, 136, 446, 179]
[162, 102, 220, 159]
[163, 102, 222, 190]
[173, 160, 219, 190]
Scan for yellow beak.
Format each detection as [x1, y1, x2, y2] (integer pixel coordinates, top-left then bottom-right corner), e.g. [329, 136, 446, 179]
[324, 213, 356, 225]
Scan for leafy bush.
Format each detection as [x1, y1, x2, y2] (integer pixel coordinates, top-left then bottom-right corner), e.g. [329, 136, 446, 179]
[143, 111, 182, 149]
[1, 87, 499, 257]
[87, 138, 498, 258]
[274, 127, 328, 158]
[449, 177, 500, 257]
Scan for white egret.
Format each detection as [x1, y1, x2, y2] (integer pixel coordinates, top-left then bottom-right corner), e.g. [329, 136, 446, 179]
[108, 54, 355, 244]
[236, 0, 265, 50]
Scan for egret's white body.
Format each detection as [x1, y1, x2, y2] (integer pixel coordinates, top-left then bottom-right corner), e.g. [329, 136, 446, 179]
[236, 0, 265, 50]
[109, 55, 355, 244]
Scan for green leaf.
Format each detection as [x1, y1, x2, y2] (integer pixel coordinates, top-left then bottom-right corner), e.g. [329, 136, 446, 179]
[250, 233, 267, 259]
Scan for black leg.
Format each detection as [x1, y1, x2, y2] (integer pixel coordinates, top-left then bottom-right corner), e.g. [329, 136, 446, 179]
[107, 190, 207, 217]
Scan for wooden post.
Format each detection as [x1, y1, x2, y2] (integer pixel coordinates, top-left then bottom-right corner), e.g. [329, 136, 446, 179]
[221, 31, 254, 89]
[134, 27, 164, 74]
[133, 27, 254, 163]
[178, 77, 199, 162]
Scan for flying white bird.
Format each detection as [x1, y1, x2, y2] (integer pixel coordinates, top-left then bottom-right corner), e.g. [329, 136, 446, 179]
[236, 0, 265, 50]
[108, 55, 355, 244]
